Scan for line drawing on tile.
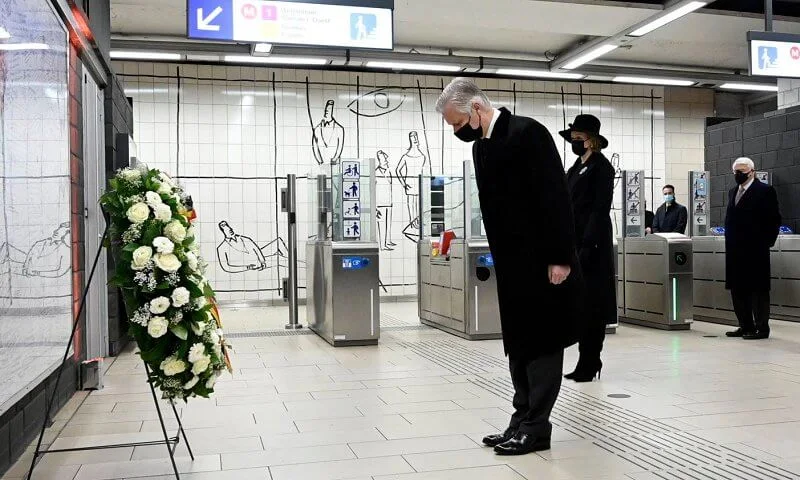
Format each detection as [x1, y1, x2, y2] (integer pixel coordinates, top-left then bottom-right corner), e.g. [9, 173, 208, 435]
[348, 88, 407, 118]
[311, 99, 345, 166]
[396, 131, 429, 243]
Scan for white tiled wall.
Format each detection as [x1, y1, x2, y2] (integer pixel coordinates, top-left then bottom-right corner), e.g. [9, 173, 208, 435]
[117, 61, 672, 303]
[664, 88, 715, 208]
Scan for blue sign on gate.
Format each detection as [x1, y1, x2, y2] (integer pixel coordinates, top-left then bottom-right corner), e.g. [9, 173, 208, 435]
[342, 257, 370, 270]
[188, 0, 234, 41]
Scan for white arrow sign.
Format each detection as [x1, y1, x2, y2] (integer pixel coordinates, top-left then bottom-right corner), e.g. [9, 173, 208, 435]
[197, 6, 223, 31]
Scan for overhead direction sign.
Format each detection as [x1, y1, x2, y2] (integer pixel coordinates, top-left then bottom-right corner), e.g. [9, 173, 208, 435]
[749, 31, 800, 78]
[187, 0, 394, 50]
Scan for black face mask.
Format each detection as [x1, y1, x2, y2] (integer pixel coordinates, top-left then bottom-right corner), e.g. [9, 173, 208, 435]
[571, 140, 588, 157]
[734, 171, 750, 185]
[455, 113, 483, 143]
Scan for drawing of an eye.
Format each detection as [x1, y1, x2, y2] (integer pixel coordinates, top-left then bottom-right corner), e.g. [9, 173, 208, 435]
[348, 88, 407, 117]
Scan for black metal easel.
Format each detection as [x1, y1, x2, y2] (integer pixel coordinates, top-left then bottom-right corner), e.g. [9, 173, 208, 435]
[26, 222, 194, 480]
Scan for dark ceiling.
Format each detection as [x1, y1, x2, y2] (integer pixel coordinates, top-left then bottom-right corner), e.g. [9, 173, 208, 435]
[607, 0, 800, 17]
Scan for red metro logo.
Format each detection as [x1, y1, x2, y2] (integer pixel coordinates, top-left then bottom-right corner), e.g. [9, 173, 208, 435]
[241, 3, 258, 19]
[792, 46, 800, 60]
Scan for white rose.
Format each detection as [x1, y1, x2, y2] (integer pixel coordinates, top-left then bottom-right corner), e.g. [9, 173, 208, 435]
[185, 252, 199, 271]
[145, 191, 163, 207]
[191, 321, 206, 335]
[188, 343, 206, 363]
[171, 287, 190, 307]
[131, 246, 153, 271]
[152, 236, 175, 254]
[160, 356, 187, 376]
[157, 182, 173, 195]
[154, 253, 182, 273]
[154, 203, 172, 222]
[149, 297, 170, 315]
[126, 203, 150, 224]
[191, 355, 211, 375]
[205, 373, 219, 389]
[147, 316, 169, 338]
[164, 220, 187, 244]
[183, 376, 200, 390]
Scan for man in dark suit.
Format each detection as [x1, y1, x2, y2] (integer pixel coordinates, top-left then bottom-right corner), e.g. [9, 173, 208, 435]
[436, 78, 583, 455]
[649, 185, 688, 234]
[724, 157, 781, 340]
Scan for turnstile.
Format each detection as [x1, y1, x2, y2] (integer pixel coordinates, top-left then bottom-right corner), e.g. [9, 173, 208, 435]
[305, 159, 381, 346]
[693, 233, 800, 325]
[418, 239, 502, 340]
[620, 233, 693, 330]
[306, 242, 380, 346]
[416, 161, 502, 340]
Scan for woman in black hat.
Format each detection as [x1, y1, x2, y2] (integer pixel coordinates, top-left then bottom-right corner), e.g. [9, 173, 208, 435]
[560, 114, 617, 382]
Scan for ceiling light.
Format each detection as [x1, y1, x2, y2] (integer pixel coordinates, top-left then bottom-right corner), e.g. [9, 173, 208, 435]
[365, 61, 462, 72]
[224, 55, 328, 65]
[253, 43, 273, 54]
[110, 51, 181, 60]
[0, 43, 48, 51]
[186, 54, 220, 62]
[628, 1, 707, 37]
[0, 26, 10, 39]
[613, 76, 695, 86]
[496, 69, 584, 80]
[562, 44, 618, 70]
[719, 83, 779, 92]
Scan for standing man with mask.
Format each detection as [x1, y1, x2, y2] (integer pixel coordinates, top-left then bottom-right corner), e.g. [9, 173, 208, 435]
[725, 157, 781, 340]
[436, 78, 583, 456]
[648, 185, 688, 234]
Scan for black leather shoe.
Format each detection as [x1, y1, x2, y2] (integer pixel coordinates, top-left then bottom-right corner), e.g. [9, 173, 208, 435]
[493, 432, 551, 455]
[726, 328, 753, 338]
[743, 330, 770, 340]
[482, 430, 515, 447]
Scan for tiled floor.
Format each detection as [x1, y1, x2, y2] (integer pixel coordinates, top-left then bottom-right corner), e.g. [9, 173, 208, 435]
[6, 302, 800, 480]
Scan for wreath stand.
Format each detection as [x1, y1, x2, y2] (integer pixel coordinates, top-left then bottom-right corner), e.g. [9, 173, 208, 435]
[26, 223, 194, 480]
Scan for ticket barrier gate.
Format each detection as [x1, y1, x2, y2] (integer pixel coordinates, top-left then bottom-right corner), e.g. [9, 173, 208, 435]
[305, 160, 380, 346]
[620, 233, 693, 330]
[693, 228, 800, 325]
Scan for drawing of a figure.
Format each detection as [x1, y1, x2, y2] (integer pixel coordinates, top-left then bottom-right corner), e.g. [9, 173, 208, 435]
[0, 223, 71, 278]
[312, 100, 345, 166]
[396, 131, 429, 241]
[217, 221, 267, 273]
[375, 150, 396, 251]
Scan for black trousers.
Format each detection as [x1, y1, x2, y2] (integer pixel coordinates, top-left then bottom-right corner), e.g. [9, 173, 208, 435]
[578, 321, 606, 365]
[507, 349, 563, 438]
[731, 289, 770, 332]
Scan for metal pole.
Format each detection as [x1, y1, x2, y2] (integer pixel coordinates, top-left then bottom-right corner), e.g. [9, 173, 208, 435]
[285, 174, 302, 329]
[766, 0, 773, 32]
[317, 174, 328, 241]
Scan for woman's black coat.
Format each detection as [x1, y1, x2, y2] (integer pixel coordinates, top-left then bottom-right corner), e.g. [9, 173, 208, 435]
[566, 151, 618, 326]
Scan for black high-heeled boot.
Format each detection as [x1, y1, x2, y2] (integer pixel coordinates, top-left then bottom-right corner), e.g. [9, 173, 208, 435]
[564, 359, 587, 380]
[571, 361, 602, 383]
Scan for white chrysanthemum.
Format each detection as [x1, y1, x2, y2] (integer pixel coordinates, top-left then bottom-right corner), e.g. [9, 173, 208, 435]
[188, 343, 206, 363]
[154, 253, 182, 273]
[145, 191, 162, 207]
[171, 287, 190, 307]
[149, 297, 170, 315]
[131, 246, 153, 271]
[152, 236, 175, 254]
[164, 220, 187, 243]
[160, 356, 187, 376]
[191, 355, 211, 375]
[213, 343, 223, 360]
[147, 316, 169, 338]
[154, 203, 172, 222]
[208, 329, 220, 346]
[157, 182, 173, 195]
[183, 376, 200, 390]
[191, 321, 206, 336]
[127, 203, 150, 224]
[194, 296, 207, 310]
[119, 168, 141, 182]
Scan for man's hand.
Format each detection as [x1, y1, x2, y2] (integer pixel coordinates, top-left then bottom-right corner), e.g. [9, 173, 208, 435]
[645, 227, 652, 234]
[548, 265, 571, 285]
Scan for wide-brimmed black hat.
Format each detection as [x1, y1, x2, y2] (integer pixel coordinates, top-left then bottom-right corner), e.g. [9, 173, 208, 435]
[559, 114, 609, 149]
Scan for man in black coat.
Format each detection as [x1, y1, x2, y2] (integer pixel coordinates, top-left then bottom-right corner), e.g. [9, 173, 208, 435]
[436, 78, 583, 456]
[724, 157, 781, 340]
[649, 185, 688, 234]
